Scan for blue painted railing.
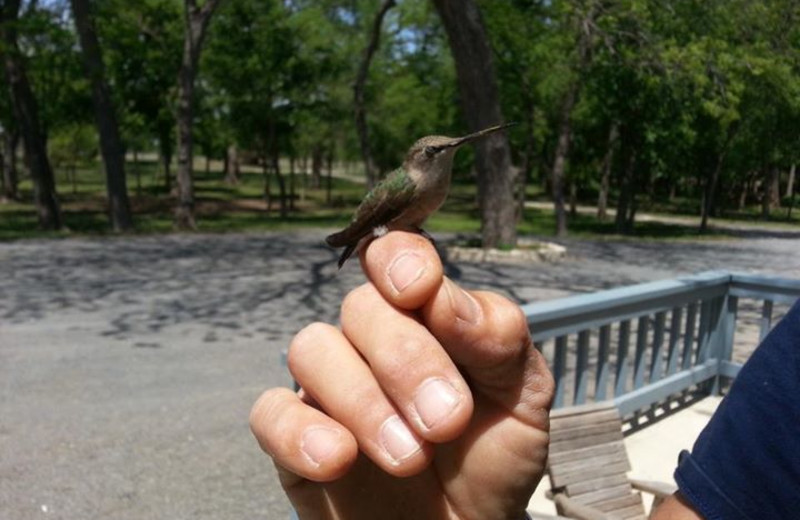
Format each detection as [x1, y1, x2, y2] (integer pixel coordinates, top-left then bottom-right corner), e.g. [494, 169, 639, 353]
[521, 271, 800, 418]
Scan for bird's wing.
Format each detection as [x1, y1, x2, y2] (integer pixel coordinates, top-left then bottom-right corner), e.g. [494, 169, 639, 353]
[326, 168, 416, 248]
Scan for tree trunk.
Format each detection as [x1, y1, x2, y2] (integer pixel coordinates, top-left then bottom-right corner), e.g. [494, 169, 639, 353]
[1, 130, 19, 201]
[433, 0, 517, 248]
[273, 154, 288, 218]
[615, 148, 637, 234]
[326, 149, 333, 205]
[517, 99, 536, 221]
[738, 172, 756, 210]
[267, 118, 288, 218]
[762, 165, 779, 219]
[133, 148, 141, 197]
[568, 175, 577, 218]
[175, 0, 222, 230]
[549, 2, 597, 237]
[354, 0, 395, 190]
[769, 165, 781, 208]
[700, 145, 730, 233]
[311, 144, 323, 189]
[71, 0, 133, 232]
[289, 154, 296, 211]
[262, 156, 272, 211]
[597, 123, 618, 221]
[224, 144, 240, 184]
[0, 0, 62, 229]
[551, 84, 576, 237]
[788, 164, 796, 220]
[159, 133, 172, 193]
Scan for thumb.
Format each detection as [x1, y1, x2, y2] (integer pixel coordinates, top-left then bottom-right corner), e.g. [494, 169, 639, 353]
[421, 279, 554, 425]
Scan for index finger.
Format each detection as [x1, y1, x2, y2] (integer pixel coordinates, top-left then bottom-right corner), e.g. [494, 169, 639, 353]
[359, 231, 444, 311]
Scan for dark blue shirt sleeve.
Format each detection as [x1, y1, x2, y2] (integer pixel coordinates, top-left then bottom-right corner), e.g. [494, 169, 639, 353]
[674, 299, 800, 520]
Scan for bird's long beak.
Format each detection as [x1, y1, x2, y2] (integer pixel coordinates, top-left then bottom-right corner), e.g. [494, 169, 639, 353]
[441, 122, 517, 150]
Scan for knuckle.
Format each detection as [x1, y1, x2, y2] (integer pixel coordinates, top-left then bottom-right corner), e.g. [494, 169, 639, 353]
[340, 283, 379, 325]
[375, 336, 429, 376]
[484, 293, 530, 344]
[288, 322, 335, 371]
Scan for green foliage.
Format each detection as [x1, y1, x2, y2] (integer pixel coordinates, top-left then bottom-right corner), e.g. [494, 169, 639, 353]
[3, 0, 799, 238]
[49, 123, 98, 168]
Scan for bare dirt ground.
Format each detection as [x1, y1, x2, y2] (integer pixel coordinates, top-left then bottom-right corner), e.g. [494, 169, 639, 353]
[1, 228, 798, 519]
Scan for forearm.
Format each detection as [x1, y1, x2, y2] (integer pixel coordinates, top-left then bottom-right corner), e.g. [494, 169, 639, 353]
[650, 493, 704, 520]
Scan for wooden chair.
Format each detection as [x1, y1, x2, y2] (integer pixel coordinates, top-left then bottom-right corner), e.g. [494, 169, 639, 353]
[545, 402, 676, 520]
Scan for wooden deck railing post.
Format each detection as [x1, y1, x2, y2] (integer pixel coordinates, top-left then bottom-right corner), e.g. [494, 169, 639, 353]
[523, 271, 799, 416]
[711, 294, 739, 395]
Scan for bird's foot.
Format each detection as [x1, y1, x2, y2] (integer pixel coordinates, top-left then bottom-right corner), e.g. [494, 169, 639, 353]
[372, 225, 389, 238]
[415, 227, 436, 246]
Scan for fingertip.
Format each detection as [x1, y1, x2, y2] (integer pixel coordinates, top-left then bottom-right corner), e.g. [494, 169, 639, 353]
[360, 231, 443, 310]
[249, 387, 358, 483]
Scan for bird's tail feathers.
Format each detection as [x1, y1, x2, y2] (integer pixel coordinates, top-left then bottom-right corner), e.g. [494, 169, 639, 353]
[337, 244, 357, 269]
[326, 230, 348, 248]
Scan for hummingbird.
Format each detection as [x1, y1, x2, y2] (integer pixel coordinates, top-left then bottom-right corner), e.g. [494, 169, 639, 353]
[326, 122, 515, 268]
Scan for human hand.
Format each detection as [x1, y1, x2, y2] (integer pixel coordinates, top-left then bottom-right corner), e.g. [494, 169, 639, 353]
[250, 231, 555, 519]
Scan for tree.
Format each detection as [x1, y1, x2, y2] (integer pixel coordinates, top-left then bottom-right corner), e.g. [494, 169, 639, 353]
[0, 68, 19, 201]
[70, 0, 133, 231]
[97, 0, 182, 194]
[432, 0, 517, 248]
[548, 0, 601, 237]
[0, 0, 62, 229]
[0, 127, 19, 201]
[353, 0, 395, 190]
[205, 0, 296, 216]
[175, 0, 223, 229]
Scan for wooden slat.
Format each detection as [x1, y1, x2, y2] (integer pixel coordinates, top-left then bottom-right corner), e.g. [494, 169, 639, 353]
[574, 330, 591, 405]
[633, 315, 649, 389]
[547, 440, 627, 465]
[563, 473, 629, 496]
[550, 410, 620, 431]
[550, 402, 617, 420]
[553, 335, 568, 408]
[695, 299, 712, 363]
[650, 311, 666, 381]
[593, 493, 643, 512]
[549, 460, 630, 488]
[549, 419, 621, 443]
[681, 302, 697, 370]
[549, 430, 624, 455]
[665, 306, 682, 375]
[570, 484, 632, 505]
[550, 451, 628, 479]
[614, 320, 631, 396]
[596, 324, 611, 400]
[615, 504, 648, 518]
[760, 299, 774, 342]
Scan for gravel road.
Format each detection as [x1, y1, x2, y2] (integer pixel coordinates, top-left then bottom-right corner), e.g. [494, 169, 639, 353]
[1, 228, 798, 520]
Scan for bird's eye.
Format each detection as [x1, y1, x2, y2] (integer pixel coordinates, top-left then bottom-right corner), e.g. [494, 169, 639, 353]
[424, 146, 437, 157]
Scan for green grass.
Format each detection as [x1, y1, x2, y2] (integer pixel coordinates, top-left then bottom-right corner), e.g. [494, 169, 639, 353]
[1, 159, 797, 241]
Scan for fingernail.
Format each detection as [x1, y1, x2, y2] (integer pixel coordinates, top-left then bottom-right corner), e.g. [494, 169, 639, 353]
[414, 378, 463, 430]
[445, 279, 480, 324]
[387, 253, 426, 293]
[379, 415, 422, 463]
[301, 427, 341, 466]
